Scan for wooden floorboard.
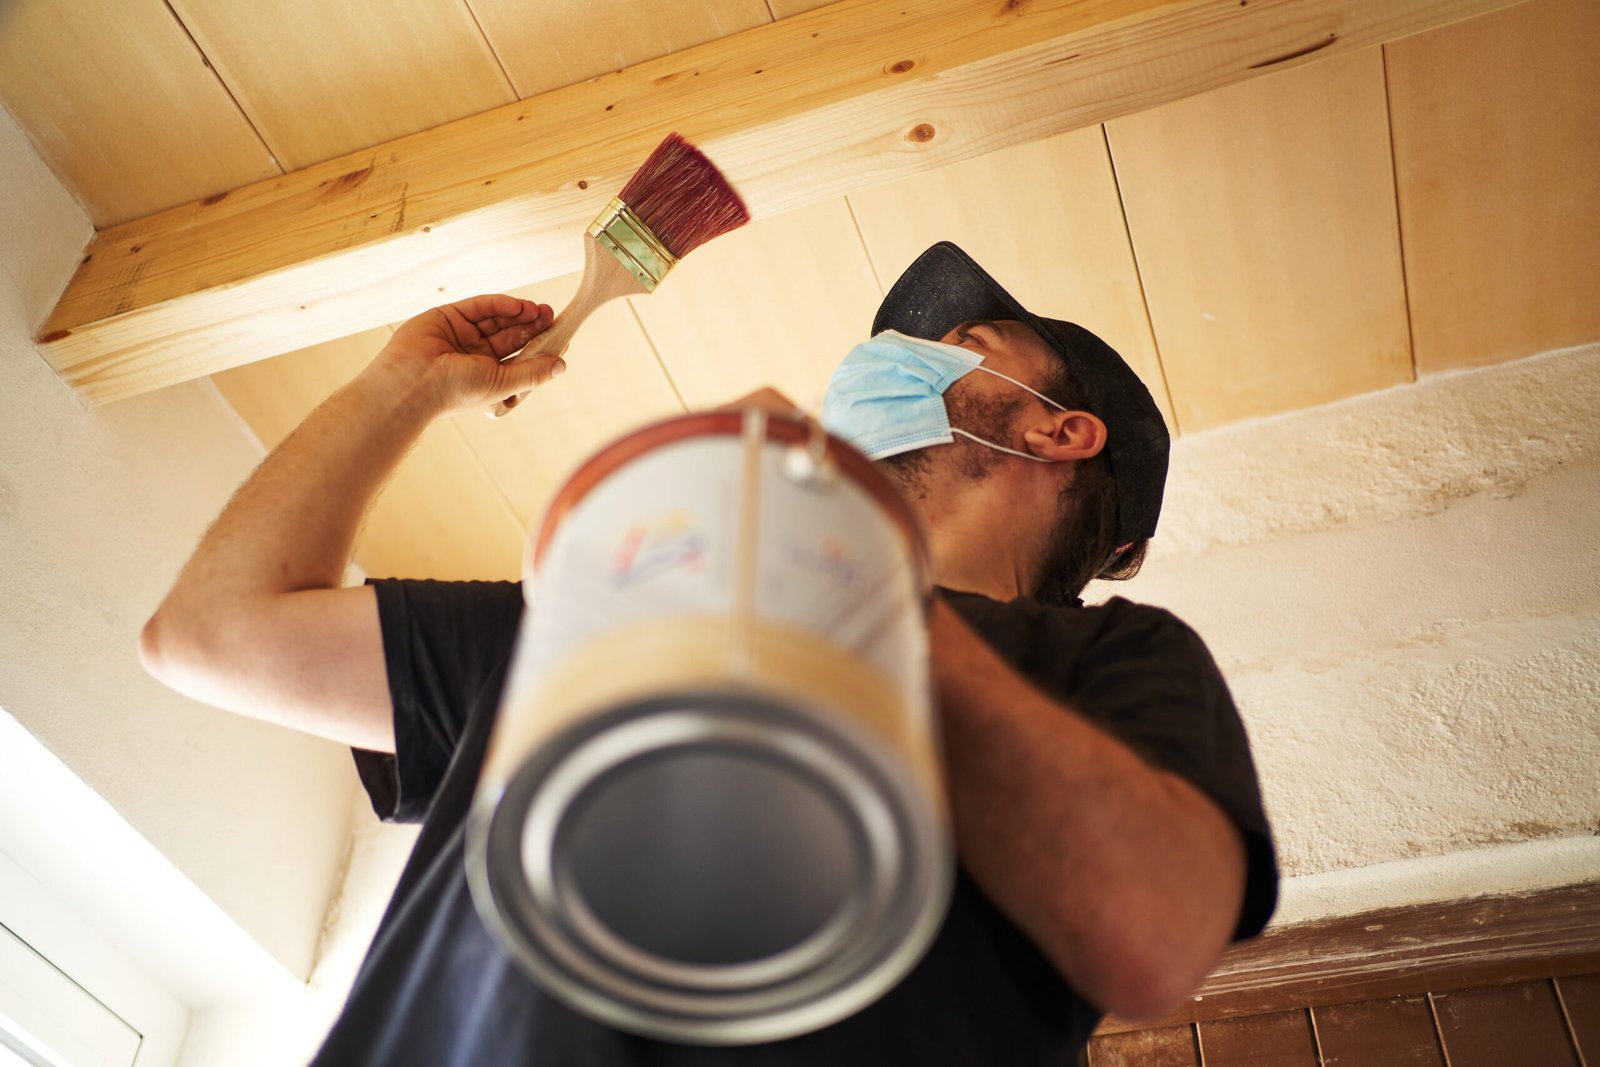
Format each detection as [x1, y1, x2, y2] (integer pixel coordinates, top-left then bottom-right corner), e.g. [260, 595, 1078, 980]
[1196, 1009, 1318, 1066]
[1312, 994, 1445, 1066]
[1432, 980, 1580, 1067]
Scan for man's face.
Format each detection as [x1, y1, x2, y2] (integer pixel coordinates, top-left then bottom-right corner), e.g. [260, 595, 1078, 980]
[878, 319, 1064, 491]
[938, 319, 1060, 390]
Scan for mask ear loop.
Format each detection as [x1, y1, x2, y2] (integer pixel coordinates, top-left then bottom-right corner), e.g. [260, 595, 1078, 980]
[969, 366, 1069, 412]
[948, 428, 1053, 463]
[948, 368, 1070, 463]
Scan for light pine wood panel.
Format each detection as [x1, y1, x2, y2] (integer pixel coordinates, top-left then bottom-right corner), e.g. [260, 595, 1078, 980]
[1106, 48, 1412, 432]
[168, 0, 516, 171]
[212, 328, 525, 581]
[848, 125, 1175, 431]
[1386, 0, 1600, 373]
[40, 0, 1528, 405]
[629, 197, 884, 412]
[0, 0, 278, 226]
[768, 0, 838, 15]
[451, 272, 687, 529]
[468, 0, 772, 98]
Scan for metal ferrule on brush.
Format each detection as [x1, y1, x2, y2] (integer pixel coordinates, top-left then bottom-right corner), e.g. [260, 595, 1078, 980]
[588, 198, 678, 292]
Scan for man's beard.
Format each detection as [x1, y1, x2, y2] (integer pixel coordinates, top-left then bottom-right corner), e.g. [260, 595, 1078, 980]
[873, 384, 1081, 600]
[875, 384, 1031, 499]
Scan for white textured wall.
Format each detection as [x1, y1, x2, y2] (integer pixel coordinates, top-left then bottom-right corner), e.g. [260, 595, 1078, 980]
[0, 106, 356, 981]
[1091, 344, 1600, 917]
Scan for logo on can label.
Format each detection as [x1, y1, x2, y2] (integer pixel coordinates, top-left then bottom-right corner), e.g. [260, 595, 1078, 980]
[611, 510, 709, 587]
[786, 536, 863, 588]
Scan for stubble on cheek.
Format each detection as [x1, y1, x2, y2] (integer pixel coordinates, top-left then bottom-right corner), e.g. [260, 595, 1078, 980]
[945, 386, 1028, 483]
[877, 450, 932, 501]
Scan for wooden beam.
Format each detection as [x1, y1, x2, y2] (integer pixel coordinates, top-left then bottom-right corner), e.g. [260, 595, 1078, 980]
[1096, 882, 1600, 1034]
[38, 0, 1526, 405]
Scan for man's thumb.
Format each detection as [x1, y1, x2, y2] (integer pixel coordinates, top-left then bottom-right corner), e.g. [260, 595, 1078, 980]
[500, 354, 567, 396]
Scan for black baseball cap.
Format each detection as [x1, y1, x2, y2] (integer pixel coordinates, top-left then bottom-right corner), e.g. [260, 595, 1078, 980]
[871, 241, 1170, 545]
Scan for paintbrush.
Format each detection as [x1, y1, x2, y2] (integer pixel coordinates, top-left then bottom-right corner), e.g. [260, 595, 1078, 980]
[490, 133, 750, 417]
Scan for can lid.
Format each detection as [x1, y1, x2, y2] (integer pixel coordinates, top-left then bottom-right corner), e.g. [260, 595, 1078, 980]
[465, 690, 952, 1044]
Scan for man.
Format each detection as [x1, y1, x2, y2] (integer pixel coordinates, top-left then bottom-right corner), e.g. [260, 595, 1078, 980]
[141, 242, 1276, 1064]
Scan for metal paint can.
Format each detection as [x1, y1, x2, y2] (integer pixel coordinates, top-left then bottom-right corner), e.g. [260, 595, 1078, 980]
[465, 408, 951, 1045]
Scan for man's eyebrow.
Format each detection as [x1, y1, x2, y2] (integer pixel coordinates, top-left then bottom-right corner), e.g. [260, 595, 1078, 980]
[954, 319, 1002, 339]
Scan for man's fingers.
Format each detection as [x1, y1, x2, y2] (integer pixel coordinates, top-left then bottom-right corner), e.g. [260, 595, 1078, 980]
[497, 353, 567, 401]
[448, 293, 543, 325]
[712, 387, 802, 415]
[484, 306, 555, 360]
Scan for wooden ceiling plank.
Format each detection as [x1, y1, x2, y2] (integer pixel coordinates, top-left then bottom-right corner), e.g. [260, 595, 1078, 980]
[468, 0, 773, 99]
[1385, 0, 1600, 373]
[213, 329, 525, 581]
[1105, 48, 1412, 432]
[0, 0, 280, 226]
[35, 0, 1529, 405]
[450, 272, 689, 531]
[847, 125, 1176, 433]
[165, 0, 518, 173]
[627, 197, 884, 413]
[767, 0, 839, 16]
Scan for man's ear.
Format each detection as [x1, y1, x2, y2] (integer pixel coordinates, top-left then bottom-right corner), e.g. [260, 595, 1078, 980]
[1023, 410, 1107, 462]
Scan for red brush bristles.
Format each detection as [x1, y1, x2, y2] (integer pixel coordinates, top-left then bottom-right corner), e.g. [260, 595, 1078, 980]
[618, 132, 750, 258]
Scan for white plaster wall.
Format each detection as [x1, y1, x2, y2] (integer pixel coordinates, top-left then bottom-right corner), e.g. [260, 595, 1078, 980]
[0, 106, 357, 982]
[175, 797, 418, 1067]
[1090, 343, 1600, 917]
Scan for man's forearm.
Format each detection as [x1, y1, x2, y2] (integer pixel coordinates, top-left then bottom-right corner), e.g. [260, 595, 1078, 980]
[930, 600, 1245, 1020]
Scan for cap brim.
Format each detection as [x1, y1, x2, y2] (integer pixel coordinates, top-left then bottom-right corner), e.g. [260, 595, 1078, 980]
[872, 242, 1054, 347]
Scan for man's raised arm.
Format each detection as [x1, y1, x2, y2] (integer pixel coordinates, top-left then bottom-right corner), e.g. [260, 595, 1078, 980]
[139, 295, 561, 752]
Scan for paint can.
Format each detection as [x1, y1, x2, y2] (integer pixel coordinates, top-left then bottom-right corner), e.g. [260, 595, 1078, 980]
[465, 407, 952, 1045]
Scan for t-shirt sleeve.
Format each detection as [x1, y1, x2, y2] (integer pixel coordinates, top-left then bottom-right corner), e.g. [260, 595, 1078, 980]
[1065, 603, 1279, 941]
[350, 578, 524, 824]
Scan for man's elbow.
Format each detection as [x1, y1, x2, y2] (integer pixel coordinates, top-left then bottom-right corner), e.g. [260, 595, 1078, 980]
[1070, 921, 1227, 1022]
[138, 610, 174, 683]
[138, 606, 215, 690]
[1091, 957, 1208, 1023]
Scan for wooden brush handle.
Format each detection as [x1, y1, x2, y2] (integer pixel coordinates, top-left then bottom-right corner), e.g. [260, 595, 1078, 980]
[488, 234, 650, 418]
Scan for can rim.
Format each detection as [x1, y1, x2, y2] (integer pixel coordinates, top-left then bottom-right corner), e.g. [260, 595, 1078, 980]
[464, 689, 953, 1045]
[528, 412, 933, 604]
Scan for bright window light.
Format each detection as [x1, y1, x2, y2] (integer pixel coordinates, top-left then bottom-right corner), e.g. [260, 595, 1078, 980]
[0, 923, 138, 1067]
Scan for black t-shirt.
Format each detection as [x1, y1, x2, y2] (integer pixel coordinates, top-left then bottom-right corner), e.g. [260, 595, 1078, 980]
[314, 580, 1277, 1066]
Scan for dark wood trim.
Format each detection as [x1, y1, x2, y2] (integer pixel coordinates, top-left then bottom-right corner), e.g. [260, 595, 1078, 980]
[1096, 881, 1600, 1034]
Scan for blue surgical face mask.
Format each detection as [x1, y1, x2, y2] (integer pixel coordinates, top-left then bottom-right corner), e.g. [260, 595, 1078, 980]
[821, 329, 1067, 461]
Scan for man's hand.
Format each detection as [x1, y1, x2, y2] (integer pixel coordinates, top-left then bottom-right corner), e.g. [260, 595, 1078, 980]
[713, 386, 803, 416]
[369, 294, 562, 416]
